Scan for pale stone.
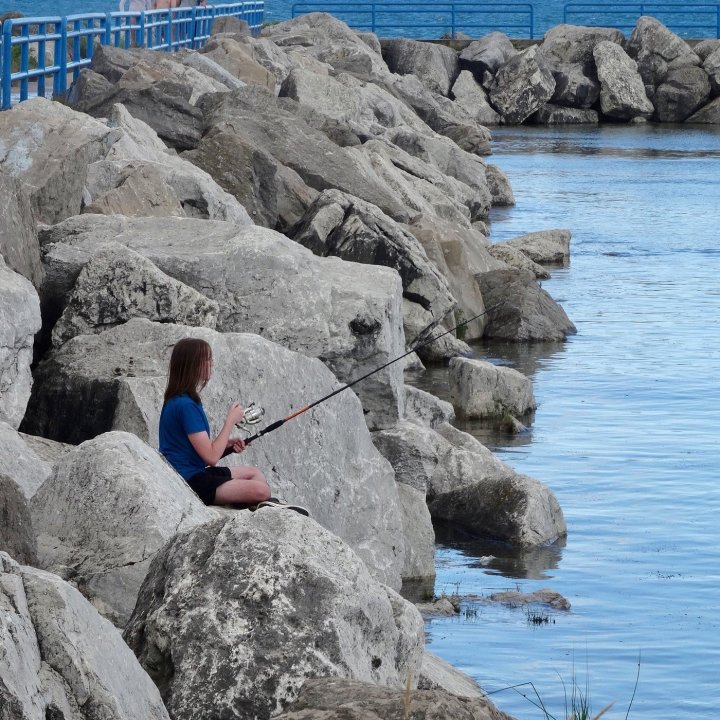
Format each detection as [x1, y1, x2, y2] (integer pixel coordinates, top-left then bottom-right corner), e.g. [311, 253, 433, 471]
[594, 41, 654, 119]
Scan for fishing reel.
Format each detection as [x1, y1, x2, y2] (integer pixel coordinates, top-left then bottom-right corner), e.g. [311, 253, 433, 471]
[236, 402, 265, 426]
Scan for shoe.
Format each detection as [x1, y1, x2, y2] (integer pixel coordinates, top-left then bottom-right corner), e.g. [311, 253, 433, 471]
[256, 499, 310, 517]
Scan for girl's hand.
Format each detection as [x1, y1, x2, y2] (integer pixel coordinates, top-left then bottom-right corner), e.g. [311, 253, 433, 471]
[228, 437, 246, 454]
[227, 402, 245, 426]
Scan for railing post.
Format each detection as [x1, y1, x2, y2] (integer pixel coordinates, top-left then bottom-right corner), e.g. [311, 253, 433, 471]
[372, 3, 376, 33]
[57, 17, 68, 96]
[104, 13, 112, 48]
[2, 21, 11, 110]
[530, 4, 534, 39]
[190, 6, 197, 49]
[717, 4, 719, 39]
[451, 4, 456, 39]
[167, 10, 173, 51]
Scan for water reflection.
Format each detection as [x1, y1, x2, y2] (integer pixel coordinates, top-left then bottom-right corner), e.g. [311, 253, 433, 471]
[435, 522, 565, 581]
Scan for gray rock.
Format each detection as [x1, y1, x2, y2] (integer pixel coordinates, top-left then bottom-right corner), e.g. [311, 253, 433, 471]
[0, 552, 170, 720]
[396, 483, 435, 581]
[83, 43, 159, 84]
[693, 39, 720, 62]
[451, 70, 502, 125]
[0, 474, 37, 564]
[549, 63, 600, 108]
[18, 432, 72, 468]
[686, 96, 720, 123]
[704, 47, 720, 93]
[415, 332, 472, 364]
[199, 35, 277, 90]
[70, 75, 205, 151]
[0, 172, 41, 289]
[0, 260, 41, 429]
[211, 15, 250, 36]
[183, 129, 281, 227]
[488, 588, 571, 610]
[654, 66, 711, 122]
[197, 88, 411, 222]
[381, 38, 459, 96]
[23, 320, 405, 588]
[30, 431, 218, 627]
[532, 103, 599, 124]
[627, 16, 699, 78]
[487, 243, 550, 279]
[51, 243, 218, 348]
[489, 46, 556, 124]
[448, 357, 536, 419]
[459, 32, 517, 76]
[274, 676, 514, 720]
[262, 12, 391, 83]
[0, 421, 51, 501]
[475, 268, 577, 342]
[38, 215, 405, 430]
[540, 24, 625, 66]
[124, 513, 424, 719]
[404, 385, 455, 429]
[182, 51, 248, 91]
[0, 97, 119, 225]
[594, 41, 654, 119]
[503, 228, 572, 265]
[419, 652, 486, 698]
[64, 67, 113, 108]
[485, 163, 516, 205]
[289, 189, 456, 342]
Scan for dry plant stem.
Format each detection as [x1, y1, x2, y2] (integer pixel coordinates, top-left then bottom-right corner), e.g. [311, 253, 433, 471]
[403, 671, 412, 720]
[592, 702, 615, 720]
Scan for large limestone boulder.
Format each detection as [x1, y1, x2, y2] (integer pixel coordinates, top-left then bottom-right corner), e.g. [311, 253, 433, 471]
[38, 214, 405, 430]
[124, 512, 424, 720]
[593, 41, 654, 120]
[419, 651, 487, 698]
[262, 12, 391, 83]
[22, 320, 406, 589]
[0, 172, 42, 288]
[181, 51, 248, 91]
[0, 259, 41, 429]
[381, 38, 459, 96]
[459, 32, 517, 77]
[51, 243, 219, 348]
[396, 483, 436, 581]
[97, 104, 253, 225]
[31, 432, 218, 627]
[0, 552, 170, 720]
[404, 385, 455, 429]
[704, 47, 720, 93]
[0, 98, 119, 224]
[449, 357, 536, 419]
[0, 474, 36, 565]
[540, 24, 622, 108]
[289, 189, 456, 341]
[532, 104, 599, 124]
[487, 243, 550, 279]
[627, 15, 700, 90]
[489, 46, 556, 124]
[475, 268, 577, 342]
[197, 87, 411, 222]
[500, 228, 571, 266]
[687, 96, 720, 123]
[274, 677, 514, 720]
[199, 35, 277, 90]
[653, 66, 711, 122]
[451, 70, 502, 125]
[373, 420, 566, 546]
[0, 422, 51, 501]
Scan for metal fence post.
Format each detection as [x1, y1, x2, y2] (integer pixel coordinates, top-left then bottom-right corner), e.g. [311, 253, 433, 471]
[371, 3, 376, 33]
[1, 22, 11, 110]
[57, 17, 68, 96]
[451, 4, 456, 39]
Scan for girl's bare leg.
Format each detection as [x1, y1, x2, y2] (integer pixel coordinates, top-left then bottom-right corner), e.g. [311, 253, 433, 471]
[213, 466, 271, 505]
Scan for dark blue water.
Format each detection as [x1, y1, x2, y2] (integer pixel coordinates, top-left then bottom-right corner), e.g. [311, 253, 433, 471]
[4, 0, 720, 39]
[413, 125, 720, 720]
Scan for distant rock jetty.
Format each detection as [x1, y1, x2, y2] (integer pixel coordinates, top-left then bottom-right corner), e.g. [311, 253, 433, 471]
[2, 10, 698, 720]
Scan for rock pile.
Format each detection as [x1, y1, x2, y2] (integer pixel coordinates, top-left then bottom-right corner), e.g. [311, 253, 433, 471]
[0, 9, 643, 720]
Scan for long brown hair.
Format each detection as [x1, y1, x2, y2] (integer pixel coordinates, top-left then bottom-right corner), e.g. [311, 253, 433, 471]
[163, 338, 212, 404]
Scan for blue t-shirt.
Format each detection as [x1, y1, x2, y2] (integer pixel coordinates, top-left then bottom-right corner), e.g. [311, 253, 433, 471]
[159, 394, 211, 480]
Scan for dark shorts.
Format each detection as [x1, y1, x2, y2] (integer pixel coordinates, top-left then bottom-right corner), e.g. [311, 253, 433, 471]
[187, 466, 232, 505]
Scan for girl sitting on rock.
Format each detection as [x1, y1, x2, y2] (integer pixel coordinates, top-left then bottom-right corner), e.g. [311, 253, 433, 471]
[159, 337, 272, 507]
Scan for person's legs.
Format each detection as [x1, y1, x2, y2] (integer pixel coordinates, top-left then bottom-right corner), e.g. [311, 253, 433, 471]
[213, 465, 271, 505]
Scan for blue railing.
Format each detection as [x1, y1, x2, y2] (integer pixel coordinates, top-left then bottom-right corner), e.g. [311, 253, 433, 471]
[291, 2, 535, 39]
[563, 3, 720, 38]
[0, 2, 264, 110]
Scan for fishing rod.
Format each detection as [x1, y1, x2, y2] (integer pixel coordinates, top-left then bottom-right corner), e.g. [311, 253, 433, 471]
[226, 302, 500, 451]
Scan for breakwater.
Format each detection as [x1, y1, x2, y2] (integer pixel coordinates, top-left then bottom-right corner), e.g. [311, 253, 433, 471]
[0, 10, 717, 720]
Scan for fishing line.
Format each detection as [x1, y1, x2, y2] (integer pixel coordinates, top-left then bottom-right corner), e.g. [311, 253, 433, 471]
[228, 302, 501, 450]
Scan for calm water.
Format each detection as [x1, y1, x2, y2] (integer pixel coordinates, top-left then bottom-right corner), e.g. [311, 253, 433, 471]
[410, 125, 720, 720]
[4, 0, 720, 39]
